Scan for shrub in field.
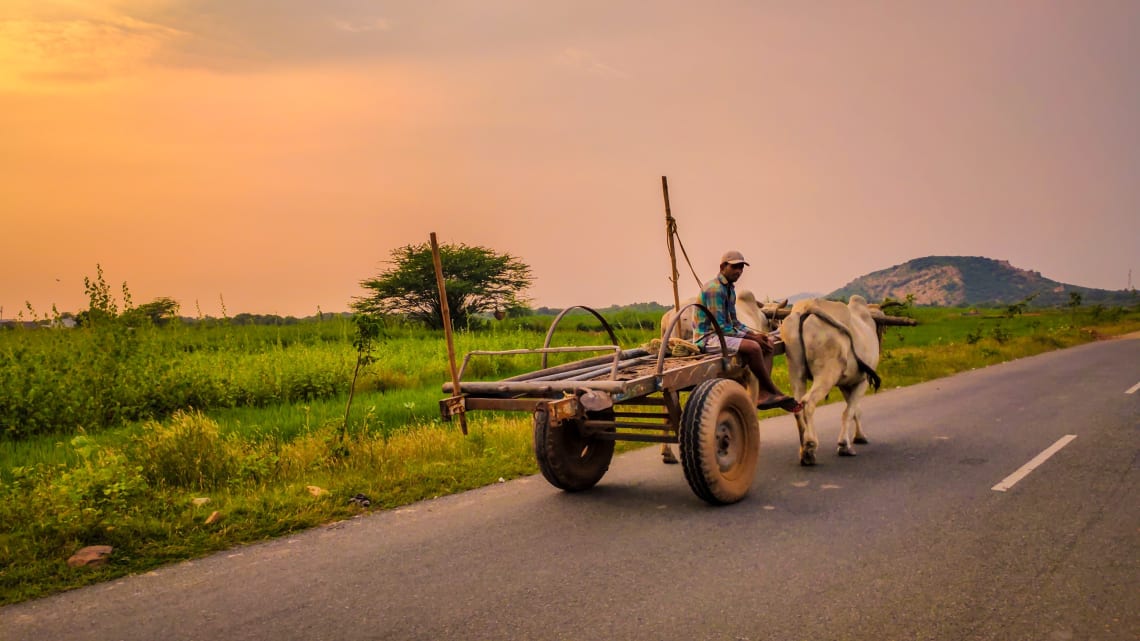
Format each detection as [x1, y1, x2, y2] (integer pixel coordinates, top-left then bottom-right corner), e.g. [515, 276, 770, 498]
[990, 322, 1011, 344]
[133, 411, 238, 491]
[60, 436, 150, 524]
[965, 326, 984, 345]
[0, 321, 153, 437]
[1, 435, 152, 568]
[0, 340, 84, 438]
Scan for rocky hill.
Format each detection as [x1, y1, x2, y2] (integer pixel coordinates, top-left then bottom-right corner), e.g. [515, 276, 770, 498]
[827, 256, 1135, 307]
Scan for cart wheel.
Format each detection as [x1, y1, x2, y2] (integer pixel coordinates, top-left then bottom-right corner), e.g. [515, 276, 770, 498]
[679, 378, 760, 505]
[533, 408, 615, 492]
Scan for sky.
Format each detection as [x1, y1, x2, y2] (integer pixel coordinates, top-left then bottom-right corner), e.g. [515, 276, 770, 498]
[2, 1, 1138, 319]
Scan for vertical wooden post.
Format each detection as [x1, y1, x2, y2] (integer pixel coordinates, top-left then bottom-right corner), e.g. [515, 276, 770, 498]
[659, 178, 683, 465]
[662, 176, 681, 312]
[430, 232, 467, 435]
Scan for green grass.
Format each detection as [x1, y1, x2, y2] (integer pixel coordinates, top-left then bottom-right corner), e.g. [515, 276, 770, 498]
[1, 304, 1138, 605]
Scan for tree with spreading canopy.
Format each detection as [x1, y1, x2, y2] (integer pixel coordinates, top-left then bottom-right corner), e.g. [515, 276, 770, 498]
[124, 297, 181, 326]
[353, 242, 533, 329]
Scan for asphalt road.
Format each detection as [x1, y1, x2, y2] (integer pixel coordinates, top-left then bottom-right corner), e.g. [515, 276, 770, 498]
[3, 336, 1138, 641]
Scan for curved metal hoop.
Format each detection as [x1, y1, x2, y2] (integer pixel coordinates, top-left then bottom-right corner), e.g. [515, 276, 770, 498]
[541, 305, 620, 369]
[657, 302, 730, 376]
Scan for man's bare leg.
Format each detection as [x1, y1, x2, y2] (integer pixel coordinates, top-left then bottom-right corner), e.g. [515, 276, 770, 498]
[738, 339, 796, 410]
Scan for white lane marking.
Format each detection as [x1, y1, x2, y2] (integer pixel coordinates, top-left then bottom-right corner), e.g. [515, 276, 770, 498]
[1126, 381, 1140, 395]
[991, 435, 1078, 492]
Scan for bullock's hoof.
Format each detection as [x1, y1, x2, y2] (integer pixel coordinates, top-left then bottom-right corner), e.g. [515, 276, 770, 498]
[837, 443, 856, 457]
[661, 449, 679, 465]
[799, 445, 817, 466]
[853, 435, 869, 445]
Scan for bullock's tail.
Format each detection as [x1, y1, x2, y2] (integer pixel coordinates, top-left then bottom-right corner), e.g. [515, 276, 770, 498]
[798, 307, 882, 391]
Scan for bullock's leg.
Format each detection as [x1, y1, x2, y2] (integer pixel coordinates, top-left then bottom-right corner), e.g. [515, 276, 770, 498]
[660, 444, 678, 464]
[836, 385, 856, 456]
[789, 368, 822, 466]
[786, 363, 809, 452]
[798, 365, 841, 466]
[798, 396, 820, 466]
[836, 382, 869, 456]
[850, 381, 869, 445]
[797, 386, 825, 467]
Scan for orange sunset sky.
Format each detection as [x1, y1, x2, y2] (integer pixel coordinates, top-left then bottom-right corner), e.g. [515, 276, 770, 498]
[2, 1, 1138, 319]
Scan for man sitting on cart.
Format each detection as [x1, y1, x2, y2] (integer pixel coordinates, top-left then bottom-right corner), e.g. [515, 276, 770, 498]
[696, 250, 800, 412]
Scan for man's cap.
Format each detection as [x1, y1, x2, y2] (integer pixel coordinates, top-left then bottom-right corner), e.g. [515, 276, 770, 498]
[720, 250, 749, 266]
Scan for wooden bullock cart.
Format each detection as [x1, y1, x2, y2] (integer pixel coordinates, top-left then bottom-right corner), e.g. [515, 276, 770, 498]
[440, 303, 916, 505]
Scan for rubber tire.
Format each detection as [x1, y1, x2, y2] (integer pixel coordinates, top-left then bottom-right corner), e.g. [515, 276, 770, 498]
[533, 408, 615, 492]
[679, 378, 761, 505]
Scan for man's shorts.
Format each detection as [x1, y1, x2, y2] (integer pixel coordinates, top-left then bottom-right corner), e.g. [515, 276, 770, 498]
[701, 335, 744, 354]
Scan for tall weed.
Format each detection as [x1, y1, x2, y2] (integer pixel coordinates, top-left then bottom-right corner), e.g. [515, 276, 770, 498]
[133, 411, 237, 491]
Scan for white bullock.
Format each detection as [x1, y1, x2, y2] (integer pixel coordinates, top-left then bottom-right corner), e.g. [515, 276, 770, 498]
[781, 295, 882, 466]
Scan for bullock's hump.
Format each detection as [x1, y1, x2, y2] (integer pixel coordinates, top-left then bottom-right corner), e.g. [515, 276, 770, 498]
[846, 295, 877, 329]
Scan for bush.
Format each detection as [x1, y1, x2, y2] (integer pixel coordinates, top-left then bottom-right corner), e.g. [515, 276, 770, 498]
[133, 411, 237, 491]
[990, 323, 1011, 344]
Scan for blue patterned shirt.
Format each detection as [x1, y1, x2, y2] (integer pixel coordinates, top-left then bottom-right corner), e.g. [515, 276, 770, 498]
[696, 274, 748, 343]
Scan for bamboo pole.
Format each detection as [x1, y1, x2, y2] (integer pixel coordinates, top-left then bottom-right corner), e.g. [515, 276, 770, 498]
[430, 232, 467, 435]
[662, 176, 681, 312]
[659, 176, 684, 465]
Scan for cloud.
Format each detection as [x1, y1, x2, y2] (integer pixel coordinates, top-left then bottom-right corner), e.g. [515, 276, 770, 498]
[331, 17, 391, 34]
[0, 1, 402, 81]
[121, 0, 401, 71]
[3, 1, 661, 82]
[556, 47, 627, 78]
[0, 12, 182, 88]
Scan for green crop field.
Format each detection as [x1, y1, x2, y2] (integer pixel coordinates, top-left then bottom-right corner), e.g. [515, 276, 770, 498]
[1, 302, 1138, 605]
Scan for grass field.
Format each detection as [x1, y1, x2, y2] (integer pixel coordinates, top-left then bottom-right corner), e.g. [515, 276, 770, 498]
[1, 302, 1137, 605]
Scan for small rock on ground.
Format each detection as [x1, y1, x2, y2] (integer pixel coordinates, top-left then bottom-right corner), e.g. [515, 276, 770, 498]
[68, 545, 113, 568]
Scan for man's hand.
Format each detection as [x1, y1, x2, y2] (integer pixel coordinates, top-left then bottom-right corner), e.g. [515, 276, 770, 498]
[745, 330, 774, 352]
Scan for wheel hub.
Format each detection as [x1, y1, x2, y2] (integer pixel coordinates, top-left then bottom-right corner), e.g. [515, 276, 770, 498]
[715, 420, 737, 470]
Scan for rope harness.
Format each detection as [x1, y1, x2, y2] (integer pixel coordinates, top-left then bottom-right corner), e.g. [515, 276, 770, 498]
[665, 215, 705, 291]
